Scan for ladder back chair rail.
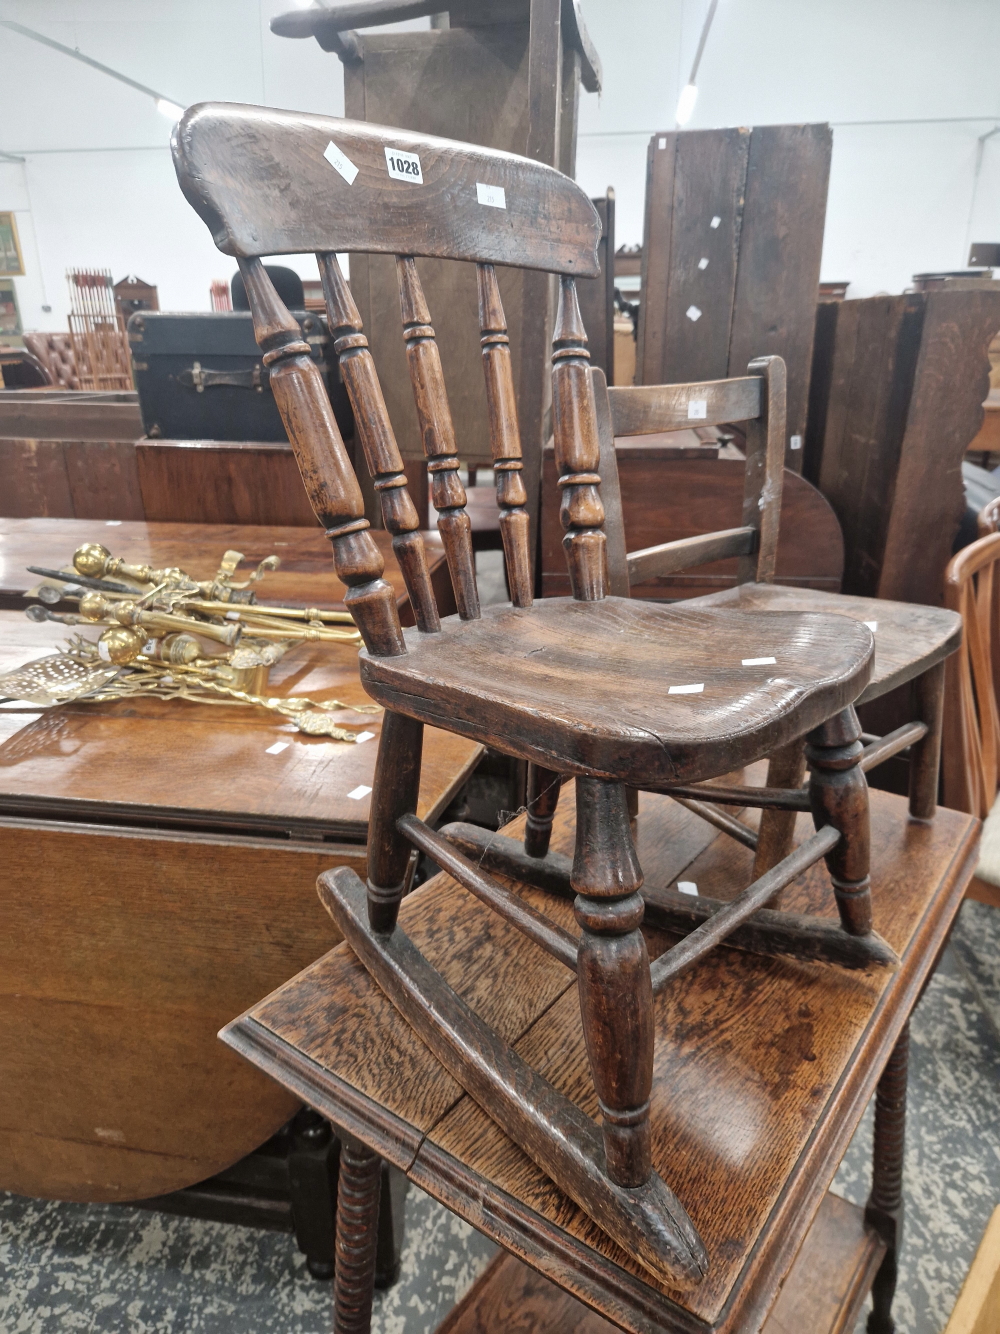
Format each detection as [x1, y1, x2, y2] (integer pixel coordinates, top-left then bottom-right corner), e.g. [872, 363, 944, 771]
[942, 532, 1000, 818]
[171, 102, 603, 654]
[607, 360, 787, 589]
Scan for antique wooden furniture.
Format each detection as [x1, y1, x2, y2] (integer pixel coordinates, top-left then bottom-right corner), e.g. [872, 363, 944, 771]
[805, 289, 1000, 608]
[581, 367, 961, 881]
[66, 268, 133, 391]
[0, 520, 480, 1203]
[173, 105, 893, 1294]
[575, 189, 616, 384]
[224, 784, 979, 1333]
[272, 0, 600, 564]
[943, 1205, 1000, 1334]
[637, 124, 831, 471]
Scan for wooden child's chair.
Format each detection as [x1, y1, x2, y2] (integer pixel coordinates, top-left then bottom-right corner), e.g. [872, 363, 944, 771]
[174, 104, 886, 1288]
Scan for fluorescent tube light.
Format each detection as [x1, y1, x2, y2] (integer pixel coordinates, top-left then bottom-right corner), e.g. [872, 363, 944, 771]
[156, 98, 184, 122]
[675, 83, 698, 127]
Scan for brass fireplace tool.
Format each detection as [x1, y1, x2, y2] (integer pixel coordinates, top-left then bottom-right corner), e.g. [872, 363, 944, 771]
[0, 543, 377, 740]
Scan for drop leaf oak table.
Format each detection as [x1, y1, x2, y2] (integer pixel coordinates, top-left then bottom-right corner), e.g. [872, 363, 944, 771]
[0, 518, 480, 1205]
[225, 782, 978, 1333]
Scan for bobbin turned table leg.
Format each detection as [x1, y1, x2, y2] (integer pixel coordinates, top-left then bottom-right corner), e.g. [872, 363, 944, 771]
[807, 707, 873, 936]
[866, 1021, 909, 1334]
[525, 763, 561, 858]
[366, 711, 424, 933]
[573, 777, 654, 1187]
[333, 1135, 383, 1334]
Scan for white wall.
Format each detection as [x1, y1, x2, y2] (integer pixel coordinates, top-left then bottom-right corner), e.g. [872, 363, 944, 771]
[1, 0, 999, 332]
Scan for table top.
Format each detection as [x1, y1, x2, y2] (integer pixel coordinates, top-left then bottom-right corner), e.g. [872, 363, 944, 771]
[226, 786, 978, 1333]
[0, 520, 480, 839]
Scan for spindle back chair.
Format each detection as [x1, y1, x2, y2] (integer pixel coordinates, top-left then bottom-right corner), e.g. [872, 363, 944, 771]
[174, 104, 884, 1290]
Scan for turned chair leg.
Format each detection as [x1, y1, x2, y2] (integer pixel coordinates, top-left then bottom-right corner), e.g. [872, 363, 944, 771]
[806, 707, 873, 936]
[753, 740, 808, 901]
[525, 763, 561, 857]
[333, 1135, 383, 1334]
[573, 777, 654, 1188]
[367, 711, 424, 933]
[908, 660, 945, 821]
[865, 1021, 909, 1334]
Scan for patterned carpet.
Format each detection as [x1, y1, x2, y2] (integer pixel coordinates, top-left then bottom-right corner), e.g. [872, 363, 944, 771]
[4, 899, 1000, 1334]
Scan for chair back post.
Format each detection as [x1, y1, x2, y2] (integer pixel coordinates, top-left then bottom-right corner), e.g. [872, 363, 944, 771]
[552, 276, 607, 601]
[237, 256, 406, 657]
[737, 354, 787, 586]
[395, 255, 480, 621]
[477, 263, 533, 608]
[942, 532, 1000, 815]
[318, 252, 441, 636]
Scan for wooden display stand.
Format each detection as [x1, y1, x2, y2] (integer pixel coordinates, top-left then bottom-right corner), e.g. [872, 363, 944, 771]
[225, 783, 978, 1333]
[637, 124, 831, 472]
[272, 0, 602, 564]
[0, 518, 480, 1203]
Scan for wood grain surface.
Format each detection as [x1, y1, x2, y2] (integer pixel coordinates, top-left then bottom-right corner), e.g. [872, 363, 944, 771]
[360, 597, 873, 784]
[230, 783, 977, 1332]
[541, 456, 844, 600]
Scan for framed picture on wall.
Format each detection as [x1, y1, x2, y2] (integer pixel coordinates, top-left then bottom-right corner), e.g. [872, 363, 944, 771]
[0, 213, 25, 277]
[0, 278, 22, 338]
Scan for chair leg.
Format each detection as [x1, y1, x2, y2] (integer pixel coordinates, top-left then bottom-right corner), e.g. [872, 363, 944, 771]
[865, 1021, 909, 1334]
[573, 776, 654, 1189]
[908, 660, 945, 821]
[752, 740, 807, 901]
[525, 763, 561, 857]
[367, 711, 424, 933]
[333, 1135, 383, 1334]
[806, 707, 872, 936]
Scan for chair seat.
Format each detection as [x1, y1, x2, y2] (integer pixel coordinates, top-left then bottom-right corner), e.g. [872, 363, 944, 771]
[361, 597, 873, 785]
[683, 583, 962, 704]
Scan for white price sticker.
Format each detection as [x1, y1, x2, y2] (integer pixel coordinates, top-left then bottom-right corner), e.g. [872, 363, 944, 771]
[324, 140, 359, 185]
[385, 147, 423, 183]
[698, 256, 709, 270]
[742, 656, 776, 666]
[142, 641, 157, 655]
[98, 639, 111, 662]
[348, 784, 373, 800]
[355, 731, 375, 744]
[677, 881, 699, 897]
[476, 182, 506, 209]
[790, 434, 803, 451]
[668, 683, 704, 695]
[710, 215, 721, 228]
[686, 305, 702, 322]
[265, 741, 289, 755]
[687, 399, 707, 419]
[105, 520, 122, 526]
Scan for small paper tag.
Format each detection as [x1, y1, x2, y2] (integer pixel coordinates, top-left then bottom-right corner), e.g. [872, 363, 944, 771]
[687, 399, 707, 419]
[686, 305, 702, 322]
[742, 656, 777, 666]
[324, 140, 359, 185]
[348, 784, 373, 800]
[476, 182, 506, 209]
[385, 147, 423, 183]
[355, 731, 375, 744]
[790, 434, 803, 451]
[225, 610, 240, 620]
[97, 639, 111, 662]
[677, 881, 699, 897]
[105, 520, 122, 526]
[669, 683, 704, 695]
[142, 641, 156, 655]
[698, 256, 709, 270]
[265, 741, 289, 755]
[864, 620, 878, 632]
[658, 136, 667, 149]
[710, 215, 721, 228]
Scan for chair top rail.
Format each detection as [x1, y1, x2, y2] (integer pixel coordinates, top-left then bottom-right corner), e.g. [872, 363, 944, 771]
[607, 376, 762, 437]
[172, 103, 602, 276]
[945, 530, 1000, 594]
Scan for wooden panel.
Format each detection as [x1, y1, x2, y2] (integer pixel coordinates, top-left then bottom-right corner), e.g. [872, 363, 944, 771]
[808, 290, 1000, 605]
[135, 439, 320, 527]
[0, 439, 73, 518]
[608, 378, 760, 435]
[945, 1204, 1000, 1334]
[540, 454, 843, 599]
[0, 389, 142, 442]
[576, 191, 615, 382]
[63, 440, 144, 520]
[727, 124, 832, 470]
[437, 1193, 882, 1334]
[638, 128, 748, 388]
[234, 785, 977, 1331]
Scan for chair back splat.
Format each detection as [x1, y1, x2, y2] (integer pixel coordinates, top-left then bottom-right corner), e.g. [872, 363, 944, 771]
[172, 103, 602, 652]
